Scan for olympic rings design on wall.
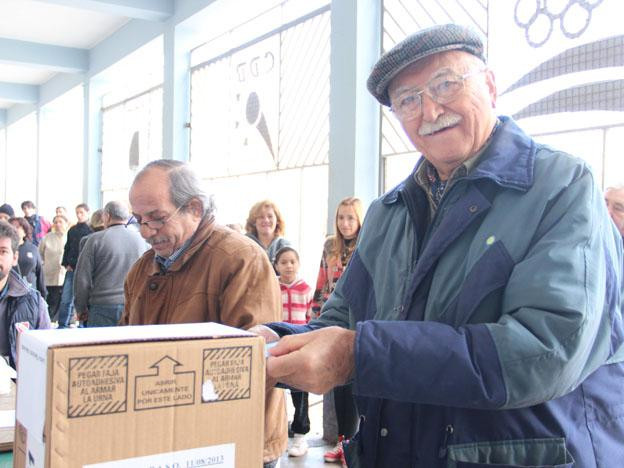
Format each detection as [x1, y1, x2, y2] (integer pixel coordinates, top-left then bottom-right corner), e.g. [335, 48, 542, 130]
[514, 0, 604, 47]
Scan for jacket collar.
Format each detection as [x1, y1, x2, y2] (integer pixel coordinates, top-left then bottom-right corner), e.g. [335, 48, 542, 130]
[145, 215, 216, 276]
[6, 269, 31, 298]
[382, 116, 535, 205]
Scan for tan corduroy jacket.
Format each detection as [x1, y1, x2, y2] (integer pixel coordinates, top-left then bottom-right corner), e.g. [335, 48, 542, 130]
[120, 217, 287, 462]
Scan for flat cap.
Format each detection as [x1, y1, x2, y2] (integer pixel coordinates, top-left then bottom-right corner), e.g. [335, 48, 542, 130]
[367, 23, 486, 106]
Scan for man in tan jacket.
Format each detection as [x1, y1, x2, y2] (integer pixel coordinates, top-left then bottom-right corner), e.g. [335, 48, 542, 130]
[120, 159, 287, 466]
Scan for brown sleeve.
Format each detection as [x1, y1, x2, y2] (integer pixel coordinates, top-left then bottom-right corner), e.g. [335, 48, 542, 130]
[218, 243, 281, 330]
[119, 260, 141, 326]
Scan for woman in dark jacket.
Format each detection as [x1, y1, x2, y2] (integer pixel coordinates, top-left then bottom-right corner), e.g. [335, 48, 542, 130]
[9, 217, 47, 298]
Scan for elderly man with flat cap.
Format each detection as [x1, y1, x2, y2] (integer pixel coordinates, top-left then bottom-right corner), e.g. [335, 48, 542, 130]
[255, 24, 624, 467]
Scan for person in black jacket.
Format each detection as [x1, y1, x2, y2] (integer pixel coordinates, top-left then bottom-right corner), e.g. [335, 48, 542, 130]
[8, 217, 47, 299]
[0, 221, 50, 368]
[57, 203, 91, 328]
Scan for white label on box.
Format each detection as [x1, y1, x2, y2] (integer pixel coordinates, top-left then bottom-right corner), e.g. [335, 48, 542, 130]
[83, 443, 235, 467]
[0, 409, 14, 428]
[16, 332, 49, 443]
[26, 430, 46, 468]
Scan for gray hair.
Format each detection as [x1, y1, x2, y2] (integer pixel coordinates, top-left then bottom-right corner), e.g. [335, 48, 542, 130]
[0, 221, 19, 253]
[134, 160, 215, 217]
[104, 201, 130, 221]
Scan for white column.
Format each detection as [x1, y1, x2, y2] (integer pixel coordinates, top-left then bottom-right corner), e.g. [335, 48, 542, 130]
[83, 79, 103, 208]
[328, 0, 382, 229]
[163, 24, 191, 161]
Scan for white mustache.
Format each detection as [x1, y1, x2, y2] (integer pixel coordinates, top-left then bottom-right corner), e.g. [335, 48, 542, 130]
[418, 113, 462, 136]
[147, 236, 167, 246]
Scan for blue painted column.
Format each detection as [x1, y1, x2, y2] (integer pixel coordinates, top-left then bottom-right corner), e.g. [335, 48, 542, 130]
[328, 0, 382, 230]
[83, 79, 103, 208]
[324, 0, 382, 442]
[162, 24, 191, 161]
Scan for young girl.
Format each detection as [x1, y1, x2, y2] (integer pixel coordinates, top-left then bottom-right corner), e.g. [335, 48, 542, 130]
[312, 197, 364, 466]
[274, 246, 313, 457]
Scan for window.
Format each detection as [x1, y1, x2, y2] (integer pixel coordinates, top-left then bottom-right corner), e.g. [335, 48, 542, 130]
[189, 0, 331, 284]
[0, 128, 5, 201]
[5, 114, 38, 211]
[99, 38, 164, 204]
[39, 86, 84, 215]
[101, 86, 163, 203]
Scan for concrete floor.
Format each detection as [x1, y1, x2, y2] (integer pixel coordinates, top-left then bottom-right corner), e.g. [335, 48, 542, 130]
[279, 392, 337, 467]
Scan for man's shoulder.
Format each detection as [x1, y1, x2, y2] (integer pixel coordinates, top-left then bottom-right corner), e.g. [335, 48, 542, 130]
[69, 223, 90, 235]
[6, 270, 36, 299]
[105, 225, 144, 242]
[532, 142, 593, 190]
[126, 248, 156, 278]
[208, 224, 264, 257]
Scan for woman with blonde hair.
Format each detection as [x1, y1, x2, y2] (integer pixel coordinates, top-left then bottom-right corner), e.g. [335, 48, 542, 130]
[245, 199, 291, 264]
[312, 197, 363, 317]
[311, 196, 364, 466]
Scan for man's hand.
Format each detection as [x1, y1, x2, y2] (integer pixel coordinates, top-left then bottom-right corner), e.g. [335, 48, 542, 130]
[77, 308, 88, 322]
[266, 326, 355, 394]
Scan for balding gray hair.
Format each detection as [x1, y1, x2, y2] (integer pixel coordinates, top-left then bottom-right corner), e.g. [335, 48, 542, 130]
[104, 201, 130, 221]
[134, 160, 215, 217]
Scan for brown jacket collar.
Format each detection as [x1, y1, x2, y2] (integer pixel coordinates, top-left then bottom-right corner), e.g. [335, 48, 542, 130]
[145, 215, 216, 276]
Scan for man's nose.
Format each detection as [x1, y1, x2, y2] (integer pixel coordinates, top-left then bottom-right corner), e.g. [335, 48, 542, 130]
[420, 93, 444, 122]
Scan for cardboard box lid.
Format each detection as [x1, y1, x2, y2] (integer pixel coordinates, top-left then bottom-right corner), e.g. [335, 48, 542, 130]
[20, 322, 254, 350]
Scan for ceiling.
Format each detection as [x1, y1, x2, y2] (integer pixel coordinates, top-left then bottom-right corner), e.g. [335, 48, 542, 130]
[0, 0, 176, 111]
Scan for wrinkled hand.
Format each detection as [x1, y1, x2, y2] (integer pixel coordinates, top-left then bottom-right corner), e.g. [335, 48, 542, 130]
[266, 326, 355, 394]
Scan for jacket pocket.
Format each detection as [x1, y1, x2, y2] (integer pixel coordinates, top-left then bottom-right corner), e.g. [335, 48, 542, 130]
[443, 239, 514, 326]
[446, 437, 574, 468]
[342, 250, 377, 322]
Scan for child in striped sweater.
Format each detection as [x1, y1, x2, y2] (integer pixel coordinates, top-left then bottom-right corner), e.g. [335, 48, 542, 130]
[274, 246, 313, 457]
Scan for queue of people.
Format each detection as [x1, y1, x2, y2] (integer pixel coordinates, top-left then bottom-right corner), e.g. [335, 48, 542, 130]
[0, 22, 623, 468]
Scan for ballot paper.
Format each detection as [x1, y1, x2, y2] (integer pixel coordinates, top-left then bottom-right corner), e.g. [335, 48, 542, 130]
[0, 358, 15, 395]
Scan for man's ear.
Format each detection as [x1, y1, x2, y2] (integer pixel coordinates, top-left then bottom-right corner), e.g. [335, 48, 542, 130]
[188, 199, 204, 218]
[12, 251, 18, 267]
[484, 68, 497, 108]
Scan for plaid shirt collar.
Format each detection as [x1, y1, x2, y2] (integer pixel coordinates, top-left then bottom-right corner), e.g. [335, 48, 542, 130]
[415, 119, 500, 213]
[155, 235, 195, 272]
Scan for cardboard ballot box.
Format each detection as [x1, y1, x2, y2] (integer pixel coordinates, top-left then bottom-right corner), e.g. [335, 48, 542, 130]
[13, 323, 265, 468]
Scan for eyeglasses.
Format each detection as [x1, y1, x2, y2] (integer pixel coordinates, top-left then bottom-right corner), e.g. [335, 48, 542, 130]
[390, 68, 486, 121]
[127, 205, 184, 231]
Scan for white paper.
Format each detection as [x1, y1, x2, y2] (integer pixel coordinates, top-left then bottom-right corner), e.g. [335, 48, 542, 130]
[26, 429, 46, 468]
[0, 409, 14, 428]
[16, 332, 49, 443]
[84, 443, 235, 468]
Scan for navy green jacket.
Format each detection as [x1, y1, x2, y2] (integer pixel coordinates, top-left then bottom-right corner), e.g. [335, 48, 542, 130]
[2, 269, 50, 368]
[269, 117, 624, 467]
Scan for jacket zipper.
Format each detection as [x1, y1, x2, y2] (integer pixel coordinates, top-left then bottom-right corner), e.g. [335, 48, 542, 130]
[438, 424, 454, 458]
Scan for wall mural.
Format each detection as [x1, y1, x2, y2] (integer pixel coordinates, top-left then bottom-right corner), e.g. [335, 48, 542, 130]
[514, 0, 604, 47]
[490, 0, 623, 121]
